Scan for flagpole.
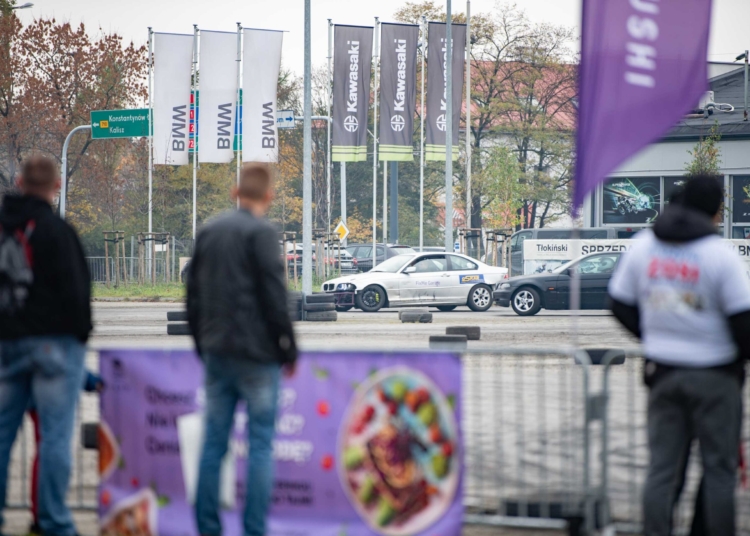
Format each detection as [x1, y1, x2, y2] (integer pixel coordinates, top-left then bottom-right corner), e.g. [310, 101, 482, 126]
[147, 27, 153, 237]
[341, 162, 347, 246]
[419, 16, 426, 252]
[235, 22, 242, 207]
[192, 24, 199, 239]
[383, 160, 388, 243]
[302, 0, 313, 294]
[372, 17, 380, 269]
[465, 0, 471, 238]
[327, 19, 333, 239]
[444, 1, 453, 253]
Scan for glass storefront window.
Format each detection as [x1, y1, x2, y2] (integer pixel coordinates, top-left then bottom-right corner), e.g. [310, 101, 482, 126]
[732, 176, 750, 224]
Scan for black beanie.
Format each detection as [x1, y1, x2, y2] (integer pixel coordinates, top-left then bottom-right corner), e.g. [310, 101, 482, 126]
[679, 175, 723, 217]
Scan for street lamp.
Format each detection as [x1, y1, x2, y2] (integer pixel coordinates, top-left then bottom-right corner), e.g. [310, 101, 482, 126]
[11, 3, 33, 9]
[735, 51, 749, 121]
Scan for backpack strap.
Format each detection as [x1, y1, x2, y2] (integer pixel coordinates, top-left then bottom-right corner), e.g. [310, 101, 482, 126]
[13, 220, 35, 268]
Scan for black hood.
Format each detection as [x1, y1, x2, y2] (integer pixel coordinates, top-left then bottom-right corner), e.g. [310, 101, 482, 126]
[652, 204, 717, 243]
[0, 194, 53, 229]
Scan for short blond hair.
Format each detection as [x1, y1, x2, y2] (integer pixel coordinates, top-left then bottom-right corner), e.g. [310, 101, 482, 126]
[238, 163, 273, 200]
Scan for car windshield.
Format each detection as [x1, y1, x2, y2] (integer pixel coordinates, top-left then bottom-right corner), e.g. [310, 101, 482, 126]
[372, 254, 416, 272]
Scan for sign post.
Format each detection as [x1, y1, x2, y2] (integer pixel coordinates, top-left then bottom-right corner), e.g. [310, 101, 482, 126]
[59, 109, 150, 220]
[90, 109, 150, 139]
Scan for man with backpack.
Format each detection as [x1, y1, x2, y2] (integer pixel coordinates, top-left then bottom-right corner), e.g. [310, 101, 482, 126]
[0, 155, 92, 536]
[609, 175, 750, 535]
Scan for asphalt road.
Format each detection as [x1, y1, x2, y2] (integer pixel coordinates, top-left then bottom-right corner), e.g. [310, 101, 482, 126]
[87, 302, 638, 351]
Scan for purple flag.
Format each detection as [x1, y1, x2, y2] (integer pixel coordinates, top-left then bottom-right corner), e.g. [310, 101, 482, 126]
[574, 0, 713, 209]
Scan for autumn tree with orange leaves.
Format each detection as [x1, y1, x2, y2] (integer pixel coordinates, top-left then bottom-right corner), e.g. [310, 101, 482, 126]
[0, 5, 147, 244]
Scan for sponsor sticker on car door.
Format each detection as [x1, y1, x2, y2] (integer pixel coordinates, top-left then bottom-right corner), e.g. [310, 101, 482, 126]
[459, 274, 485, 284]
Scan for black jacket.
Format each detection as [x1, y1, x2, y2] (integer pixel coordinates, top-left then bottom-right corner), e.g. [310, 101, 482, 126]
[0, 195, 92, 343]
[187, 209, 297, 366]
[610, 204, 750, 383]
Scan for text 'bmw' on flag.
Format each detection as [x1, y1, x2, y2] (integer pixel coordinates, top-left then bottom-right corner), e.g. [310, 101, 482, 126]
[574, 0, 713, 209]
[242, 29, 283, 163]
[332, 25, 374, 162]
[425, 22, 466, 162]
[379, 23, 419, 162]
[153, 33, 193, 166]
[198, 30, 238, 164]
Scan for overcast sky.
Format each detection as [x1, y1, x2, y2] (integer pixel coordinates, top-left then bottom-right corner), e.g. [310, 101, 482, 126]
[14, 0, 750, 75]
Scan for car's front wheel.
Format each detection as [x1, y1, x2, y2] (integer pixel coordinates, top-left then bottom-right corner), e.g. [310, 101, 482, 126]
[511, 287, 542, 316]
[436, 305, 457, 312]
[467, 284, 493, 312]
[355, 285, 386, 312]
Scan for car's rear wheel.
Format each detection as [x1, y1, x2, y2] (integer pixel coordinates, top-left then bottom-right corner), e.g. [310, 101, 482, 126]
[467, 284, 493, 312]
[336, 305, 354, 312]
[355, 285, 386, 312]
[436, 305, 457, 312]
[511, 287, 542, 316]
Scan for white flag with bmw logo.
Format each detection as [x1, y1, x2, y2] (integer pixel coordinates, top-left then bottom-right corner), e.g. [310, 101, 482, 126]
[242, 28, 283, 163]
[378, 23, 418, 162]
[332, 25, 373, 162]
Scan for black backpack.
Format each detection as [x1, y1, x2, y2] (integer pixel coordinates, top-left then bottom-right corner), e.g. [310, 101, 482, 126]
[0, 220, 35, 313]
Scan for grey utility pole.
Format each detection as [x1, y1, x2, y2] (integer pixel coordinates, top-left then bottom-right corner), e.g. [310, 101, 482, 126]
[444, 0, 453, 252]
[302, 0, 313, 294]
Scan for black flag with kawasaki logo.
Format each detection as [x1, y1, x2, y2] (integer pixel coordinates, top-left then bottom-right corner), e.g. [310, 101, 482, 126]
[426, 22, 466, 161]
[332, 25, 374, 162]
[378, 23, 419, 162]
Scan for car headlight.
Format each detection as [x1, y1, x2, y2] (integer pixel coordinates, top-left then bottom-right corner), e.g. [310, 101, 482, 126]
[498, 283, 511, 290]
[336, 283, 356, 291]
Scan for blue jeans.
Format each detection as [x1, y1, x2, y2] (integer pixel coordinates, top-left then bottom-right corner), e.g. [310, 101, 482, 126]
[195, 355, 280, 536]
[0, 336, 85, 536]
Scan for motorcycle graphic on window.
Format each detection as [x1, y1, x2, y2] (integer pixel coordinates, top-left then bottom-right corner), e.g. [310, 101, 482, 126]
[603, 178, 660, 224]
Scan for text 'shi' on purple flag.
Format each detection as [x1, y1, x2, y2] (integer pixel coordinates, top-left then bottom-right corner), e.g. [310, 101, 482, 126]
[573, 0, 713, 213]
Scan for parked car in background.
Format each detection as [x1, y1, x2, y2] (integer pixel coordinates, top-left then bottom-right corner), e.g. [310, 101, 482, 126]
[346, 243, 416, 272]
[323, 245, 358, 274]
[285, 245, 320, 276]
[494, 252, 622, 316]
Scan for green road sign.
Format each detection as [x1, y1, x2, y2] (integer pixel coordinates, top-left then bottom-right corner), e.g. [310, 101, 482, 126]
[90, 109, 150, 139]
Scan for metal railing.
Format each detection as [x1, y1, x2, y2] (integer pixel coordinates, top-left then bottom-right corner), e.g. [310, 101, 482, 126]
[462, 347, 604, 533]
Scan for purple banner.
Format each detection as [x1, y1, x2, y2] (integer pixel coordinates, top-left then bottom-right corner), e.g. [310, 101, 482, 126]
[98, 350, 463, 536]
[574, 0, 713, 209]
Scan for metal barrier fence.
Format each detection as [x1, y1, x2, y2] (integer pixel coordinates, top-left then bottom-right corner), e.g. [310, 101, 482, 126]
[462, 348, 600, 533]
[10, 347, 750, 534]
[86, 257, 169, 283]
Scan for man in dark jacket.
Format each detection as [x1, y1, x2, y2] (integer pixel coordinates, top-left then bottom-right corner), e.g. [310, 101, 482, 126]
[608, 175, 750, 536]
[188, 163, 297, 536]
[0, 155, 92, 536]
